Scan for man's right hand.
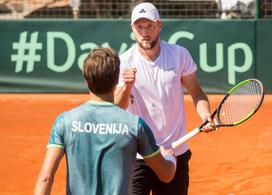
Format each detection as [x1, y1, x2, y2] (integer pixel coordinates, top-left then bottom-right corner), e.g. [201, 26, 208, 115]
[123, 67, 137, 89]
[114, 67, 137, 109]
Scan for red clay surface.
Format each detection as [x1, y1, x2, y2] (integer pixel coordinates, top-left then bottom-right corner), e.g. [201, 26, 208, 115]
[0, 94, 271, 195]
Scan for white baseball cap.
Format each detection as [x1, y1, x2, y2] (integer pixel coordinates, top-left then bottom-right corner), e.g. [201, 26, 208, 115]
[131, 2, 160, 25]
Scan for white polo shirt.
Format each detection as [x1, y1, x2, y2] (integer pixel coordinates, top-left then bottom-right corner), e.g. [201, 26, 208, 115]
[118, 40, 197, 155]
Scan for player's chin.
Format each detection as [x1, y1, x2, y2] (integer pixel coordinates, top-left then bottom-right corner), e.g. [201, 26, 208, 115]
[142, 43, 153, 50]
[139, 40, 151, 48]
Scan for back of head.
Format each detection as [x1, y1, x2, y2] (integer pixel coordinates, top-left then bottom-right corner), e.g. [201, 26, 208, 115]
[83, 48, 120, 94]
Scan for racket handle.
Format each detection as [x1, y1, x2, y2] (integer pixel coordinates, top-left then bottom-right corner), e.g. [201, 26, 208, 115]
[172, 128, 200, 150]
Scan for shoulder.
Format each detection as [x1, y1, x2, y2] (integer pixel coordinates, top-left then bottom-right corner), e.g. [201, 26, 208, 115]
[115, 109, 146, 131]
[161, 41, 195, 67]
[118, 106, 140, 122]
[60, 103, 89, 122]
[161, 40, 190, 56]
[66, 103, 87, 114]
[114, 106, 145, 134]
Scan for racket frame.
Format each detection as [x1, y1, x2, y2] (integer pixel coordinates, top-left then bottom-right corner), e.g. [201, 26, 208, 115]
[172, 78, 264, 149]
[214, 78, 264, 127]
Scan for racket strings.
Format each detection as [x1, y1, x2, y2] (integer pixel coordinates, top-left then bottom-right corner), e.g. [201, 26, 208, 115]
[219, 81, 263, 125]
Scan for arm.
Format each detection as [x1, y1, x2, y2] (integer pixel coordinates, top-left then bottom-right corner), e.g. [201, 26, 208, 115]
[114, 67, 137, 109]
[181, 72, 217, 131]
[137, 118, 176, 183]
[144, 147, 176, 183]
[34, 147, 64, 195]
[114, 85, 133, 109]
[182, 72, 210, 121]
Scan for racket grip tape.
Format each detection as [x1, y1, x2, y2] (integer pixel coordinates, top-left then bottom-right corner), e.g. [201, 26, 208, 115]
[172, 128, 200, 150]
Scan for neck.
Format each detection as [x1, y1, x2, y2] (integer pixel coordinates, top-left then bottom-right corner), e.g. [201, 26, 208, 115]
[138, 40, 161, 61]
[89, 92, 114, 103]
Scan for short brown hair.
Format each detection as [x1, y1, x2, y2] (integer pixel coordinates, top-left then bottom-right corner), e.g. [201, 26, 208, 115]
[83, 48, 120, 94]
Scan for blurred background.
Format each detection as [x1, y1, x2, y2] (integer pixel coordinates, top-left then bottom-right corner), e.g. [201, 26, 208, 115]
[0, 0, 271, 19]
[0, 1, 271, 93]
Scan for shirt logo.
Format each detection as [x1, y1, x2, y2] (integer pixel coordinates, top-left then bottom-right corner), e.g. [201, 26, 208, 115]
[71, 121, 129, 135]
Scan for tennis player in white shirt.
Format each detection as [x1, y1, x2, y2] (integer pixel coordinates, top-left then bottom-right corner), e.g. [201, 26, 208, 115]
[114, 2, 215, 195]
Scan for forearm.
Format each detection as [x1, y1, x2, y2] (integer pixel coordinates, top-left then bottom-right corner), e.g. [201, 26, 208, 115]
[182, 72, 211, 121]
[144, 150, 176, 183]
[193, 92, 211, 120]
[114, 85, 132, 109]
[34, 174, 53, 195]
[34, 148, 64, 195]
[154, 157, 176, 183]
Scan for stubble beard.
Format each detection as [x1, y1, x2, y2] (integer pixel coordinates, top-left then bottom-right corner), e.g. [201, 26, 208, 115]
[138, 35, 159, 50]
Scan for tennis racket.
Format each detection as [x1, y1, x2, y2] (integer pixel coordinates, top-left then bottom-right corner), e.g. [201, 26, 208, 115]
[172, 78, 264, 150]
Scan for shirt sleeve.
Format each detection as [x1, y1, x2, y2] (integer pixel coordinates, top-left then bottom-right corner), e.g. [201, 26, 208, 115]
[47, 113, 65, 148]
[137, 117, 160, 158]
[180, 47, 197, 77]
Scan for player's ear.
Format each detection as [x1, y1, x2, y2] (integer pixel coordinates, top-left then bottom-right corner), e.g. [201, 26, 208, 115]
[158, 20, 163, 31]
[131, 24, 136, 32]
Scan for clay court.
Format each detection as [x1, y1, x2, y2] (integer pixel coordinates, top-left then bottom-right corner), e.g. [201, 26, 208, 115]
[0, 94, 271, 194]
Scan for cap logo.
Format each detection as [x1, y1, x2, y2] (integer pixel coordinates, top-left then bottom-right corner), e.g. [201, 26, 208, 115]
[139, 9, 146, 13]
